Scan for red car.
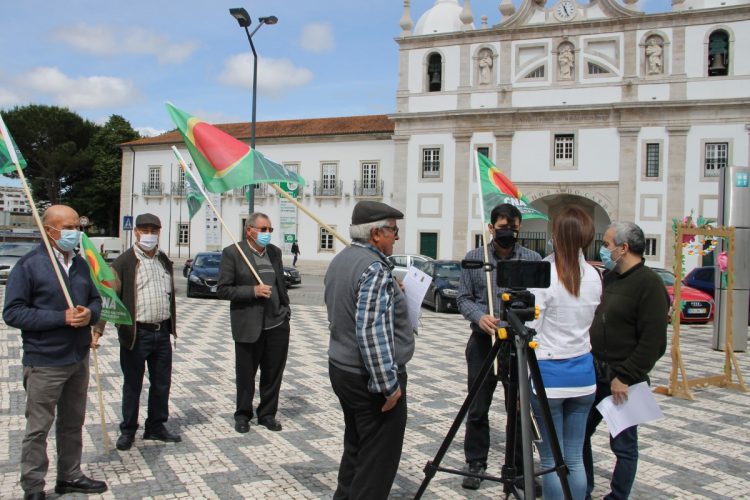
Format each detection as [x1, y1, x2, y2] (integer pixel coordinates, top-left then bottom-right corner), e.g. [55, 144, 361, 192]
[652, 268, 714, 324]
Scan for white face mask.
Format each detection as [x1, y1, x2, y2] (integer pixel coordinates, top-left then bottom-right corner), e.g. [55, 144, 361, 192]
[137, 233, 159, 251]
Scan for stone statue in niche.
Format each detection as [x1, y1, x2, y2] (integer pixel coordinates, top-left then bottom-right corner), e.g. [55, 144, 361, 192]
[558, 45, 574, 80]
[478, 49, 493, 85]
[645, 38, 663, 75]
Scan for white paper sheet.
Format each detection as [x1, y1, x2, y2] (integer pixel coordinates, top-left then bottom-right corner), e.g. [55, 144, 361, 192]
[596, 381, 665, 438]
[402, 266, 432, 330]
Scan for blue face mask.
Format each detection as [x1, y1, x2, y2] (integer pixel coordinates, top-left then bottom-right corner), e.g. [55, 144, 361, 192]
[255, 232, 272, 247]
[599, 245, 619, 270]
[56, 229, 80, 252]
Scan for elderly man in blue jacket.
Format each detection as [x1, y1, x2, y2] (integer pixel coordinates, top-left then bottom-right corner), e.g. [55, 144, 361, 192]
[3, 204, 107, 500]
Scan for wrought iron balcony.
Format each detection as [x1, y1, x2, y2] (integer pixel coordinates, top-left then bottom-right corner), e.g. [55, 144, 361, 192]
[171, 182, 187, 197]
[313, 180, 343, 197]
[353, 180, 384, 198]
[142, 182, 164, 197]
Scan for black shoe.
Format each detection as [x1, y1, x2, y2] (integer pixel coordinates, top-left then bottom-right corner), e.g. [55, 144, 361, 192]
[235, 418, 250, 434]
[143, 428, 182, 443]
[23, 492, 45, 500]
[116, 433, 135, 451]
[461, 462, 486, 490]
[258, 418, 282, 431]
[55, 475, 108, 494]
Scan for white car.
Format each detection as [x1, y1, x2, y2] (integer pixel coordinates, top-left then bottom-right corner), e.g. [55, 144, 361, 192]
[386, 254, 434, 281]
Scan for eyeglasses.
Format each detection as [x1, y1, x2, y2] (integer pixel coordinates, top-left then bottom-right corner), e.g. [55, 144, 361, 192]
[252, 226, 274, 233]
[381, 225, 399, 236]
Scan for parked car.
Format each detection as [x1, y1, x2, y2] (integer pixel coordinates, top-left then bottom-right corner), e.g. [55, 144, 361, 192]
[422, 260, 462, 313]
[652, 267, 714, 324]
[187, 252, 221, 298]
[387, 254, 434, 281]
[684, 265, 750, 324]
[283, 266, 301, 287]
[0, 242, 38, 284]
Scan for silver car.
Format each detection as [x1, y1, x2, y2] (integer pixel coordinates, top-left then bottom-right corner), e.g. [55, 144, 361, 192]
[386, 254, 434, 282]
[0, 242, 38, 284]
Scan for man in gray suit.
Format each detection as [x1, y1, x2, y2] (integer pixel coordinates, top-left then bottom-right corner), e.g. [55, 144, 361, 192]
[218, 212, 290, 434]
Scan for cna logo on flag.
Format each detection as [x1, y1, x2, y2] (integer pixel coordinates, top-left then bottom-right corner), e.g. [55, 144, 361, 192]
[476, 152, 548, 223]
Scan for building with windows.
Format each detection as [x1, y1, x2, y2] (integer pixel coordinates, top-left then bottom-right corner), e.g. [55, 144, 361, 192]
[121, 0, 750, 269]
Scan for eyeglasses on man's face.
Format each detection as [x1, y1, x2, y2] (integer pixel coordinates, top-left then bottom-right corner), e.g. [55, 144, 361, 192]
[381, 225, 399, 236]
[252, 226, 274, 233]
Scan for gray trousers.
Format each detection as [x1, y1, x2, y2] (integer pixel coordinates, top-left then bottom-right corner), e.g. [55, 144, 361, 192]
[21, 355, 89, 494]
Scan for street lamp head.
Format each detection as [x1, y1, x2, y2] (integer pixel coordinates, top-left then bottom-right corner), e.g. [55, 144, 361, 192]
[229, 7, 251, 28]
[259, 16, 278, 25]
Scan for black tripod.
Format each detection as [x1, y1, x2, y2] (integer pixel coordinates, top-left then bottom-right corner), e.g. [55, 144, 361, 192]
[414, 305, 572, 499]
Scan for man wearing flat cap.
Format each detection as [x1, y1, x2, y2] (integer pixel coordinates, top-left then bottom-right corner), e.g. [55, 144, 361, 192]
[96, 213, 181, 451]
[324, 200, 416, 499]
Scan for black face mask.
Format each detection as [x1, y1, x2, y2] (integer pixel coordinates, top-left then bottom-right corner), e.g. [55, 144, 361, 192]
[494, 228, 518, 249]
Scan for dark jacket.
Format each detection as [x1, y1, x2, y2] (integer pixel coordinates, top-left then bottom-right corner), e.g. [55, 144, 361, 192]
[110, 247, 177, 350]
[3, 244, 102, 366]
[217, 241, 289, 343]
[589, 260, 668, 385]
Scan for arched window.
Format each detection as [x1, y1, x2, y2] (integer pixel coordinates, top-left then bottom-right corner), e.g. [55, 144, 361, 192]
[708, 30, 729, 76]
[427, 53, 442, 92]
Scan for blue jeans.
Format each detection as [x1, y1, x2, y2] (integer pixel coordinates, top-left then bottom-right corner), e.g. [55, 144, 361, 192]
[531, 392, 595, 500]
[583, 381, 639, 500]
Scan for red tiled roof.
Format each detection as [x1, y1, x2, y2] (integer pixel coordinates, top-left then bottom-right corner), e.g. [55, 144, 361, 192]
[123, 114, 394, 146]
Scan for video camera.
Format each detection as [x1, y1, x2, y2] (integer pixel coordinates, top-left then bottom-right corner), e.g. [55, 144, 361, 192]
[461, 259, 551, 322]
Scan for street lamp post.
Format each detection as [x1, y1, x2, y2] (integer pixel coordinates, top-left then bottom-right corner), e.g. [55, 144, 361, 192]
[229, 7, 278, 215]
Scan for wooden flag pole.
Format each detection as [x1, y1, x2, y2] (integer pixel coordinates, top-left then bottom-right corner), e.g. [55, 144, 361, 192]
[172, 147, 264, 284]
[1, 117, 110, 453]
[269, 183, 351, 246]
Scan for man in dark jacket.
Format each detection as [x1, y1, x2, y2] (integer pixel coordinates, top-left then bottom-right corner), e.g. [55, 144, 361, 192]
[583, 221, 668, 500]
[218, 212, 290, 434]
[4, 204, 107, 499]
[325, 200, 415, 499]
[96, 213, 180, 451]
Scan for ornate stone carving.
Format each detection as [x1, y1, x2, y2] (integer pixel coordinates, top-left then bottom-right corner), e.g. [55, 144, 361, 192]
[557, 44, 575, 80]
[645, 37, 664, 75]
[478, 49, 494, 85]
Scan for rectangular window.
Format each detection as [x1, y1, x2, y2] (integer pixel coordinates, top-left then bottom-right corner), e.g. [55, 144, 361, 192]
[321, 163, 337, 195]
[645, 143, 660, 178]
[644, 237, 657, 256]
[422, 148, 440, 178]
[319, 226, 335, 251]
[149, 166, 161, 189]
[704, 142, 728, 177]
[177, 223, 189, 245]
[361, 162, 378, 190]
[554, 135, 574, 167]
[477, 147, 490, 158]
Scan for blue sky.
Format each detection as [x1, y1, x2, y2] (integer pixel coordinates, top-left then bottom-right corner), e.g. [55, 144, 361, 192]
[0, 0, 671, 137]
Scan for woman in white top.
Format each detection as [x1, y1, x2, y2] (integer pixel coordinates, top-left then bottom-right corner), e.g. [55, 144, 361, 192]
[529, 206, 602, 500]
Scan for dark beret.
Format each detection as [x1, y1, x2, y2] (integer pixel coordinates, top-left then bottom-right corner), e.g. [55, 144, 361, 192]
[351, 201, 404, 225]
[135, 213, 162, 228]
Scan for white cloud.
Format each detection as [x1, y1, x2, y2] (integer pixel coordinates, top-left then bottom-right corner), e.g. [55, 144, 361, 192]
[136, 126, 166, 137]
[0, 87, 21, 107]
[53, 24, 198, 64]
[299, 23, 335, 54]
[22, 67, 138, 108]
[218, 54, 313, 98]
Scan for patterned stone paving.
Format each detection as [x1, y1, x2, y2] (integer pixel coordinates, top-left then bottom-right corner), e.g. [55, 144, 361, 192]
[1, 295, 749, 499]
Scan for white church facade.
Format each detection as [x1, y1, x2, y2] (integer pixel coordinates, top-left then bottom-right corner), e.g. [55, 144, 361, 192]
[120, 0, 750, 269]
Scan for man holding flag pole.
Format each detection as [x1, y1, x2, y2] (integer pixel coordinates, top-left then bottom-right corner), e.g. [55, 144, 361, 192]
[456, 152, 545, 493]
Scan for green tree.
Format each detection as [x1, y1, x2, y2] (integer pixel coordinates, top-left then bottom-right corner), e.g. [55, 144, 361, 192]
[80, 115, 140, 234]
[3, 104, 97, 207]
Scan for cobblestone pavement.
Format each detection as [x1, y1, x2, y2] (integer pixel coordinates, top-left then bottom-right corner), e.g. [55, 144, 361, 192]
[1, 295, 749, 499]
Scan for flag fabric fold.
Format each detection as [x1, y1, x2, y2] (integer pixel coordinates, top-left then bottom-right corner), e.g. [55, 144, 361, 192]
[476, 152, 548, 223]
[0, 113, 28, 173]
[165, 102, 306, 193]
[80, 234, 132, 325]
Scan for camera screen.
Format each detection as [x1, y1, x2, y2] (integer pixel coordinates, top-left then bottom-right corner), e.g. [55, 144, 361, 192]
[497, 260, 551, 289]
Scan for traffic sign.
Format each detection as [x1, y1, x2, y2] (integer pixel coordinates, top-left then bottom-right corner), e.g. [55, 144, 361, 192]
[123, 215, 133, 231]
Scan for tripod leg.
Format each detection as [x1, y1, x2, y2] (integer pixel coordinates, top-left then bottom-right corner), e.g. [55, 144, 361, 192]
[513, 335, 537, 497]
[414, 336, 503, 500]
[501, 347, 520, 495]
[527, 349, 573, 500]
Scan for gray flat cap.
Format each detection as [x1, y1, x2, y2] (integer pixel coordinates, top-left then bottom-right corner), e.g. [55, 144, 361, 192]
[135, 213, 162, 228]
[351, 201, 404, 225]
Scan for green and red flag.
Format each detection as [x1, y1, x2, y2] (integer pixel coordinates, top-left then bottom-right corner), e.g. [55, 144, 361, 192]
[0, 113, 27, 174]
[171, 147, 206, 220]
[475, 152, 548, 223]
[80, 234, 132, 325]
[165, 102, 305, 194]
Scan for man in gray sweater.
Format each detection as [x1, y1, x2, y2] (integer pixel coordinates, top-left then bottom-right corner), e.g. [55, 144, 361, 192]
[325, 200, 415, 499]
